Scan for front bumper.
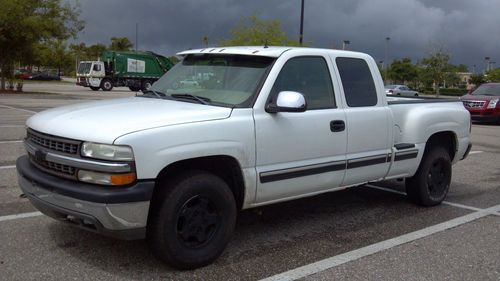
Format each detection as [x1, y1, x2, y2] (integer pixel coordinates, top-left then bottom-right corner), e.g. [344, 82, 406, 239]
[16, 155, 155, 240]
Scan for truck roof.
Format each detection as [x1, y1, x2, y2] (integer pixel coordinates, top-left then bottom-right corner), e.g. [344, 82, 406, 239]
[177, 46, 367, 58]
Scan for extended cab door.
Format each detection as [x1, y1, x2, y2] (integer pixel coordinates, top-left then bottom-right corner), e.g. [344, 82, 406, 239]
[253, 53, 347, 203]
[333, 56, 392, 186]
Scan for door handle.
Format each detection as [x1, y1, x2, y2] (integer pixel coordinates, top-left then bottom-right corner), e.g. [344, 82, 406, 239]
[330, 120, 345, 132]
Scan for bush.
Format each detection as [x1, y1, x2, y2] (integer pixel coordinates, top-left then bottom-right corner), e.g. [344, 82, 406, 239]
[439, 88, 468, 96]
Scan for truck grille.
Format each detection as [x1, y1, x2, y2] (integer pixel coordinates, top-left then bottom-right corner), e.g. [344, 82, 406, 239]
[462, 100, 486, 108]
[27, 129, 80, 155]
[25, 129, 81, 179]
[29, 154, 76, 177]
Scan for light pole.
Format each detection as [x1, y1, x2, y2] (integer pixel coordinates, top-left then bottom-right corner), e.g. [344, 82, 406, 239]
[472, 64, 476, 74]
[299, 0, 305, 45]
[135, 23, 139, 52]
[342, 40, 350, 50]
[385, 37, 390, 83]
[485, 57, 490, 72]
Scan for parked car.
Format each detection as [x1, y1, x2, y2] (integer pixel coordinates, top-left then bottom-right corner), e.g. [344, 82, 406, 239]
[14, 69, 33, 80]
[17, 46, 471, 269]
[28, 71, 61, 81]
[461, 83, 500, 123]
[385, 84, 419, 96]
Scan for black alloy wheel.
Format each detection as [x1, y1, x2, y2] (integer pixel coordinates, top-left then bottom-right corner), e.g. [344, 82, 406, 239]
[176, 195, 220, 248]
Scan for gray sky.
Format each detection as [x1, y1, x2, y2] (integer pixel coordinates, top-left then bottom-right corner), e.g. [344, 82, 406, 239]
[75, 0, 500, 72]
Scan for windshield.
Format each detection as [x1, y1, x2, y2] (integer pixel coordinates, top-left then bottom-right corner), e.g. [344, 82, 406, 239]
[77, 62, 92, 74]
[385, 85, 397, 89]
[472, 84, 500, 96]
[149, 54, 275, 107]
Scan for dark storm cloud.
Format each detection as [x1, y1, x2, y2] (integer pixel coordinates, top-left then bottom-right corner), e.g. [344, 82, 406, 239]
[75, 0, 500, 71]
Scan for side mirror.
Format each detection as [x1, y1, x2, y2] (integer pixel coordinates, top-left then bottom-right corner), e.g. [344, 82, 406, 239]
[266, 91, 307, 113]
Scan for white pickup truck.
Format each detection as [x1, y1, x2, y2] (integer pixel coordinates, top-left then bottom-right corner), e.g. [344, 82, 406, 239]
[17, 46, 471, 269]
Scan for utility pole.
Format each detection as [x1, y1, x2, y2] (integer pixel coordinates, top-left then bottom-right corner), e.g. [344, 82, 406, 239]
[299, 0, 305, 45]
[385, 37, 390, 83]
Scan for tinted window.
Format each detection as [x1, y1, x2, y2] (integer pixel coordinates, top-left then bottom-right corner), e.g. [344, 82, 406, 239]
[270, 57, 335, 110]
[336, 57, 377, 107]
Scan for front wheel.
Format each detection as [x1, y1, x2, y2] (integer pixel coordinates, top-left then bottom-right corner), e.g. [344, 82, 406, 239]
[147, 171, 236, 269]
[100, 79, 113, 91]
[405, 146, 452, 206]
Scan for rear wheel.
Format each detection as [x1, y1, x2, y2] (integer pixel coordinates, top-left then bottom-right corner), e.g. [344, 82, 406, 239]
[100, 79, 113, 91]
[90, 86, 100, 91]
[405, 146, 451, 206]
[147, 170, 236, 269]
[141, 80, 153, 92]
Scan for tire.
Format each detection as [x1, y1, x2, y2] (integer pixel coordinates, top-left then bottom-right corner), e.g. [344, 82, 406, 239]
[100, 79, 113, 91]
[129, 86, 141, 92]
[141, 80, 152, 92]
[405, 146, 452, 206]
[147, 170, 236, 269]
[90, 86, 100, 91]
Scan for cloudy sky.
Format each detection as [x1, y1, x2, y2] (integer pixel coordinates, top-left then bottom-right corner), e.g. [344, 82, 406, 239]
[75, 0, 500, 72]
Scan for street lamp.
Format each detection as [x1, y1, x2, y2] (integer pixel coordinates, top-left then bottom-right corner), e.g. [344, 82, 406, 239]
[299, 0, 305, 45]
[342, 40, 350, 50]
[385, 37, 390, 82]
[485, 57, 490, 72]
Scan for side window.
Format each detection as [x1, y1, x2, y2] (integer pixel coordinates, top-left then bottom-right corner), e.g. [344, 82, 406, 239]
[93, 64, 101, 72]
[270, 56, 335, 110]
[336, 57, 377, 107]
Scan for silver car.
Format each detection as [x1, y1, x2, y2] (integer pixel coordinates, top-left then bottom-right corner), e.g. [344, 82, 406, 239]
[385, 84, 419, 96]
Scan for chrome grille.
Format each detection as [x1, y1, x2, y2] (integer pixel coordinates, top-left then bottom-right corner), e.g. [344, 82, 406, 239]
[26, 129, 80, 155]
[29, 154, 76, 177]
[462, 100, 486, 108]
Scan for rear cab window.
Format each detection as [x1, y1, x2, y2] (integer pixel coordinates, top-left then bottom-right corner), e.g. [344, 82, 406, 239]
[336, 57, 378, 107]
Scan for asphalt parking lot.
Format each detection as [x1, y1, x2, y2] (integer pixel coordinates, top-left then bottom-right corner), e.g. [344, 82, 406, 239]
[0, 83, 499, 281]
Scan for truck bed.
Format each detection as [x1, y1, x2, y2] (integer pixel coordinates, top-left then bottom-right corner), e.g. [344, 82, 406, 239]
[387, 95, 460, 105]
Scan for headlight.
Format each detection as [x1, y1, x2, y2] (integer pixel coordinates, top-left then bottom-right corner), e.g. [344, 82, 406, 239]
[78, 170, 136, 185]
[81, 142, 134, 161]
[487, 99, 499, 109]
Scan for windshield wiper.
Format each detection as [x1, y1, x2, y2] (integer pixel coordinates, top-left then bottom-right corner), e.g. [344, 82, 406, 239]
[171, 93, 211, 105]
[141, 89, 167, 99]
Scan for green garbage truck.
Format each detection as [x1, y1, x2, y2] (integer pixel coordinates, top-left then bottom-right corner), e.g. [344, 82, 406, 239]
[76, 51, 174, 92]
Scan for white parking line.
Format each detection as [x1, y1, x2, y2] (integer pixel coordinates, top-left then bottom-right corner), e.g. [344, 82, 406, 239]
[0, 165, 16, 170]
[469, 151, 483, 155]
[0, 125, 25, 128]
[0, 104, 36, 114]
[0, 140, 22, 144]
[365, 184, 490, 213]
[260, 204, 500, 281]
[0, 211, 42, 222]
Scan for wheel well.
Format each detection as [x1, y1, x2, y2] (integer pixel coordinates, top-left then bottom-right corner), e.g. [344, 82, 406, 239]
[425, 131, 457, 160]
[154, 156, 245, 210]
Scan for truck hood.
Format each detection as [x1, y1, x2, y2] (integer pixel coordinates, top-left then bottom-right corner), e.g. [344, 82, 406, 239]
[27, 97, 232, 143]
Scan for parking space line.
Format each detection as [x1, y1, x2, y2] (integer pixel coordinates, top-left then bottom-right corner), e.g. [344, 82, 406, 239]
[468, 151, 483, 155]
[260, 204, 500, 281]
[365, 184, 490, 213]
[0, 140, 22, 144]
[0, 104, 37, 114]
[0, 165, 16, 170]
[0, 211, 42, 222]
[0, 125, 25, 128]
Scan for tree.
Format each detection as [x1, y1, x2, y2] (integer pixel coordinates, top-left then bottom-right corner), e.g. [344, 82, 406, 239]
[485, 69, 500, 82]
[219, 15, 302, 47]
[86, 44, 108, 59]
[387, 58, 418, 85]
[419, 52, 450, 97]
[0, 0, 83, 89]
[469, 74, 485, 87]
[110, 37, 133, 51]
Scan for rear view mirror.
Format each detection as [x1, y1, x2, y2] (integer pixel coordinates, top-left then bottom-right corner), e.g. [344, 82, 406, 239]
[266, 91, 307, 113]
